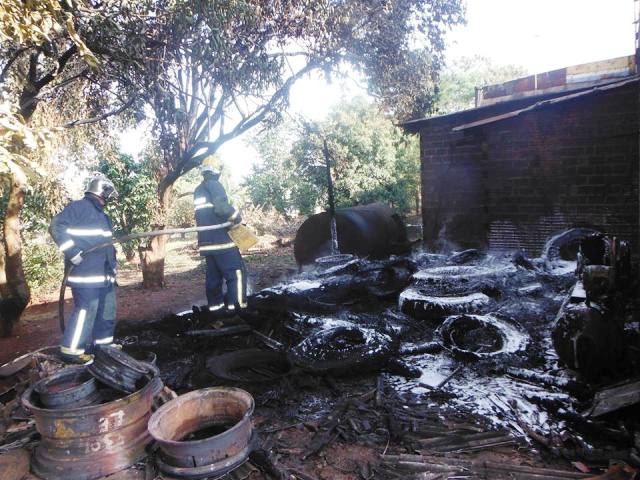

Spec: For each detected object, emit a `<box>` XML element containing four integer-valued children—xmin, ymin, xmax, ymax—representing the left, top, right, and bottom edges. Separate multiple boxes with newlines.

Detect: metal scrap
<box><xmin>89</xmin><ymin>346</ymin><xmax>153</xmax><ymax>393</ymax></box>
<box><xmin>34</xmin><ymin>366</ymin><xmax>98</xmax><ymax>409</ymax></box>
<box><xmin>148</xmin><ymin>387</ymin><xmax>255</xmax><ymax>479</ymax></box>
<box><xmin>22</xmin><ymin>371</ymin><xmax>162</xmax><ymax>480</ymax></box>
<box><xmin>584</xmin><ymin>378</ymin><xmax>640</xmax><ymax>417</ymax></box>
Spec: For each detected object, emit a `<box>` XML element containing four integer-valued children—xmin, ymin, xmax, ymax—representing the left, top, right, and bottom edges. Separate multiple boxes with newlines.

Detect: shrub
<box><xmin>23</xmin><ymin>238</ymin><xmax>65</xmax><ymax>293</ymax></box>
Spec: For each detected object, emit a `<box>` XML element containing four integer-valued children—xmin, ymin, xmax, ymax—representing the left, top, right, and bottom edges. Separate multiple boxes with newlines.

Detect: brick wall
<box><xmin>419</xmin><ymin>82</ymin><xmax>639</xmax><ymax>255</ymax></box>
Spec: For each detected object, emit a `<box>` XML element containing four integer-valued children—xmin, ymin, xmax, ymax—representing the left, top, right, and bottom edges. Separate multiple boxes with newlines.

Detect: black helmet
<box><xmin>85</xmin><ymin>173</ymin><xmax>118</xmax><ymax>201</ymax></box>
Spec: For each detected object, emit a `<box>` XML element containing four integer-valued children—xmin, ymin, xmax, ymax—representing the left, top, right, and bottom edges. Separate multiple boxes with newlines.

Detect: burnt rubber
<box><xmin>542</xmin><ymin>228</ymin><xmax>601</xmax><ymax>265</ymax></box>
<box><xmin>399</xmin><ymin>287</ymin><xmax>492</xmax><ymax>321</ymax></box>
<box><xmin>289</xmin><ymin>326</ymin><xmax>396</xmax><ymax>375</ymax></box>
<box><xmin>438</xmin><ymin>314</ymin><xmax>529</xmax><ymax>360</ymax></box>
<box><xmin>206</xmin><ymin>349</ymin><xmax>291</xmax><ymax>383</ymax></box>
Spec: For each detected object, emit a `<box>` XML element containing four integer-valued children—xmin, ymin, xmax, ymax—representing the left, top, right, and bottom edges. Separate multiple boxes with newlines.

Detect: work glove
<box><xmin>69</xmin><ymin>252</ymin><xmax>83</xmax><ymax>265</ymax></box>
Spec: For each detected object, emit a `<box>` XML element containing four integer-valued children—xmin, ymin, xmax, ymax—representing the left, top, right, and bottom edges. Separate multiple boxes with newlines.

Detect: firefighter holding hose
<box><xmin>194</xmin><ymin>156</ymin><xmax>247</xmax><ymax>315</ymax></box>
<box><xmin>49</xmin><ymin>173</ymin><xmax>119</xmax><ymax>363</ymax></box>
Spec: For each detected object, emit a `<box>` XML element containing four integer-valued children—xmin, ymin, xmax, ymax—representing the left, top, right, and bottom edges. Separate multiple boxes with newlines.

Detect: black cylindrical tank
<box><xmin>293</xmin><ymin>203</ymin><xmax>410</xmax><ymax>266</ymax></box>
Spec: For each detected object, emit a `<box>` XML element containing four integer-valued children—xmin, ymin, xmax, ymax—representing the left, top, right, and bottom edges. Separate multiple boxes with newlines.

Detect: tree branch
<box><xmin>34</xmin><ymin>45</ymin><xmax>78</xmax><ymax>89</ymax></box>
<box><xmin>0</xmin><ymin>47</ymin><xmax>31</xmax><ymax>84</ymax></box>
<box><xmin>62</xmin><ymin>96</ymin><xmax>136</xmax><ymax>127</ymax></box>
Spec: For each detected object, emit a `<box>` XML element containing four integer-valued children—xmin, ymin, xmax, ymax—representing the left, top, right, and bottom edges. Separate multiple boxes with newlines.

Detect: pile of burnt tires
<box><xmin>399</xmin><ymin>258</ymin><xmax>530</xmax><ymax>359</ymax></box>
<box><xmin>398</xmin><ymin>263</ymin><xmax>515</xmax><ymax>321</ymax></box>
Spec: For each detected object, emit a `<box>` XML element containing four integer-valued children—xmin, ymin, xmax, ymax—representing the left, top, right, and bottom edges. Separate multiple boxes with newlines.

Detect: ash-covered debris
<box><xmin>3</xmin><ymin>233</ymin><xmax>631</xmax><ymax>478</ymax></box>
<box><xmin>239</xmin><ymin>239</ymin><xmax>640</xmax><ymax>468</ymax></box>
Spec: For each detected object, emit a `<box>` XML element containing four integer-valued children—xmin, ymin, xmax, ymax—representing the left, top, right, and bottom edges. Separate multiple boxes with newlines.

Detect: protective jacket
<box><xmin>194</xmin><ymin>174</ymin><xmax>239</xmax><ymax>255</ymax></box>
<box><xmin>49</xmin><ymin>195</ymin><xmax>117</xmax><ymax>288</ymax></box>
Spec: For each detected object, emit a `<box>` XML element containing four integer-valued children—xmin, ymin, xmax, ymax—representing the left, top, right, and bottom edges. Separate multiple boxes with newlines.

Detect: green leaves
<box><xmin>435</xmin><ymin>55</ymin><xmax>528</xmax><ymax>114</ymax></box>
<box><xmin>245</xmin><ymin>98</ymin><xmax>420</xmax><ymax>216</ymax></box>
<box><xmin>100</xmin><ymin>153</ymin><xmax>159</xmax><ymax>259</ymax></box>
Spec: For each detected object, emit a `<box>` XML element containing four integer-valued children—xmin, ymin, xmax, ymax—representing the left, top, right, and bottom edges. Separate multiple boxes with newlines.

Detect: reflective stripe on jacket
<box><xmin>49</xmin><ymin>195</ymin><xmax>117</xmax><ymax>288</ymax></box>
<box><xmin>194</xmin><ymin>175</ymin><xmax>239</xmax><ymax>256</ymax></box>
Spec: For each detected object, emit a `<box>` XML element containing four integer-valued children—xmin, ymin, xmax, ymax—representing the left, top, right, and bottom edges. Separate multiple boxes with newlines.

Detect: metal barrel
<box><xmin>148</xmin><ymin>387</ymin><xmax>255</xmax><ymax>479</ymax></box>
<box><xmin>293</xmin><ymin>203</ymin><xmax>410</xmax><ymax>266</ymax></box>
<box><xmin>22</xmin><ymin>373</ymin><xmax>161</xmax><ymax>480</ymax></box>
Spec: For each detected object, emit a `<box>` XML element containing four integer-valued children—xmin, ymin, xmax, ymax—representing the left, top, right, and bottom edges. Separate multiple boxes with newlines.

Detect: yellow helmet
<box><xmin>200</xmin><ymin>155</ymin><xmax>222</xmax><ymax>175</ymax></box>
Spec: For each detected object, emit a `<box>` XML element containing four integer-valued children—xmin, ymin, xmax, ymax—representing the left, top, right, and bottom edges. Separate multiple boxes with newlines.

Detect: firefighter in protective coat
<box><xmin>50</xmin><ymin>173</ymin><xmax>118</xmax><ymax>363</ymax></box>
<box><xmin>194</xmin><ymin>158</ymin><xmax>247</xmax><ymax>314</ymax></box>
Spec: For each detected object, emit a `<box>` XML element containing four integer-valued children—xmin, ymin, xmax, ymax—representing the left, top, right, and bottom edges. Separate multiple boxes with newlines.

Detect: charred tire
<box><xmin>399</xmin><ymin>287</ymin><xmax>492</xmax><ymax>321</ymax></box>
<box><xmin>411</xmin><ymin>265</ymin><xmax>513</xmax><ymax>296</ymax></box>
<box><xmin>542</xmin><ymin>228</ymin><xmax>601</xmax><ymax>264</ymax></box>
<box><xmin>438</xmin><ymin>314</ymin><xmax>529</xmax><ymax>360</ymax></box>
<box><xmin>289</xmin><ymin>326</ymin><xmax>396</xmax><ymax>375</ymax></box>
<box><xmin>206</xmin><ymin>349</ymin><xmax>291</xmax><ymax>383</ymax></box>
<box><xmin>249</xmin><ymin>275</ymin><xmax>362</xmax><ymax>313</ymax></box>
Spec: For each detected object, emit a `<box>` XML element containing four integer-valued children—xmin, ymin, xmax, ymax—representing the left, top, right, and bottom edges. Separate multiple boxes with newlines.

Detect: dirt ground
<box><xmin>0</xmin><ymin>237</ymin><xmax>297</xmax><ymax>366</ymax></box>
<box><xmin>0</xmin><ymin>241</ymin><xmax>634</xmax><ymax>480</ymax></box>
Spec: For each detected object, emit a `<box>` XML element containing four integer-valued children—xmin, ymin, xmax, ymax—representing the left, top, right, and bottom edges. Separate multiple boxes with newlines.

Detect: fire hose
<box><xmin>58</xmin><ymin>222</ymin><xmax>232</xmax><ymax>333</ymax></box>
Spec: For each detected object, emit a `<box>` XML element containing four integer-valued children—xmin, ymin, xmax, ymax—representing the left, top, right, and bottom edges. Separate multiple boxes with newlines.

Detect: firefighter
<box><xmin>50</xmin><ymin>173</ymin><xmax>118</xmax><ymax>363</ymax></box>
<box><xmin>194</xmin><ymin>157</ymin><xmax>247</xmax><ymax>314</ymax></box>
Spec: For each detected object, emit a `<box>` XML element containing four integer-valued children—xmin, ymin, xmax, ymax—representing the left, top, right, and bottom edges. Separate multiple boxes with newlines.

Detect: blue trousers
<box><xmin>61</xmin><ymin>285</ymin><xmax>116</xmax><ymax>355</ymax></box>
<box><xmin>205</xmin><ymin>248</ymin><xmax>247</xmax><ymax>311</ymax></box>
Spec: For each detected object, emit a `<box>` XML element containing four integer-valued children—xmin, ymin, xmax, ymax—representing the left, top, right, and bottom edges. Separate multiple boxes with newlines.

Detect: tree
<box><xmin>435</xmin><ymin>55</ymin><xmax>528</xmax><ymax>114</ymax></box>
<box><xmin>0</xmin><ymin>1</ymin><xmax>151</xmax><ymax>333</ymax></box>
<box><xmin>99</xmin><ymin>154</ymin><xmax>158</xmax><ymax>261</ymax></box>
<box><xmin>244</xmin><ymin>125</ymin><xmax>298</xmax><ymax>216</ymax></box>
<box><xmin>245</xmin><ymin>98</ymin><xmax>420</xmax><ymax>215</ymax></box>
<box><xmin>116</xmin><ymin>0</ymin><xmax>464</xmax><ymax>287</ymax></box>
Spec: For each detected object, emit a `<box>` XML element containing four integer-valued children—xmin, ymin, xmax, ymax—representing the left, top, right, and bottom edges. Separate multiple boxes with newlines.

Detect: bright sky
<box><xmin>121</xmin><ymin>0</ymin><xmax>636</xmax><ymax>184</ymax></box>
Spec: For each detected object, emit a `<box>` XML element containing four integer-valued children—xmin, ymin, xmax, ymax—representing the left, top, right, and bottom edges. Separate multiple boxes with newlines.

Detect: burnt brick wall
<box><xmin>419</xmin><ymin>82</ymin><xmax>639</xmax><ymax>255</ymax></box>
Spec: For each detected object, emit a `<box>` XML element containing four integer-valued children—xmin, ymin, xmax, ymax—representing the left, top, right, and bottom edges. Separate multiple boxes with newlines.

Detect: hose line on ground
<box><xmin>58</xmin><ymin>222</ymin><xmax>232</xmax><ymax>333</ymax></box>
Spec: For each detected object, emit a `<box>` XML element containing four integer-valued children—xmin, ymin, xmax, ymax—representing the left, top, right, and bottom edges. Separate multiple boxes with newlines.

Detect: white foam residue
<box><xmin>625</xmin><ymin>322</ymin><xmax>640</xmax><ymax>332</ymax></box>
<box><xmin>284</xmin><ymin>279</ymin><xmax>323</xmax><ymax>292</ymax></box>
<box><xmin>412</xmin><ymin>264</ymin><xmax>517</xmax><ymax>283</ymax></box>
<box><xmin>448</xmin><ymin>372</ymin><xmax>571</xmax><ymax>435</ymax></box>
<box><xmin>547</xmin><ymin>260</ymin><xmax>577</xmax><ymax>276</ymax></box>
<box><xmin>398</xmin><ymin>288</ymin><xmax>490</xmax><ymax>311</ymax></box>
<box><xmin>321</xmin><ymin>259</ymin><xmax>360</xmax><ymax>276</ymax></box>
<box><xmin>303</xmin><ymin>317</ymin><xmax>357</xmax><ymax>330</ymax></box>
<box><xmin>479</xmin><ymin>314</ymin><xmax>529</xmax><ymax>355</ymax></box>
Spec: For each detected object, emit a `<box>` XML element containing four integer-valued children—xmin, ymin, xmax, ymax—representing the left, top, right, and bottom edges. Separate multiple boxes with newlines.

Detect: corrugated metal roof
<box><xmin>452</xmin><ymin>75</ymin><xmax>639</xmax><ymax>131</ymax></box>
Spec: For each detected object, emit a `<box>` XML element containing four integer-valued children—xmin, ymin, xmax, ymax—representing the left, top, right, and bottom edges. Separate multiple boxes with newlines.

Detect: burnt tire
<box><xmin>206</xmin><ymin>349</ymin><xmax>291</xmax><ymax>383</ymax></box>
<box><xmin>437</xmin><ymin>314</ymin><xmax>529</xmax><ymax>360</ymax></box>
<box><xmin>289</xmin><ymin>326</ymin><xmax>396</xmax><ymax>375</ymax></box>
<box><xmin>399</xmin><ymin>287</ymin><xmax>492</xmax><ymax>321</ymax></box>
<box><xmin>542</xmin><ymin>228</ymin><xmax>601</xmax><ymax>266</ymax></box>
<box><xmin>410</xmin><ymin>265</ymin><xmax>514</xmax><ymax>297</ymax></box>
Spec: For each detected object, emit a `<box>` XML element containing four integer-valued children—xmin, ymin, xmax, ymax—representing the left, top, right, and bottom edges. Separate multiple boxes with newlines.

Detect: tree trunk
<box><xmin>125</xmin><ymin>249</ymin><xmax>137</xmax><ymax>263</ymax></box>
<box><xmin>139</xmin><ymin>233</ymin><xmax>168</xmax><ymax>290</ymax></box>
<box><xmin>139</xmin><ymin>182</ymin><xmax>173</xmax><ymax>290</ymax></box>
<box><xmin>0</xmin><ymin>167</ymin><xmax>31</xmax><ymax>337</ymax></box>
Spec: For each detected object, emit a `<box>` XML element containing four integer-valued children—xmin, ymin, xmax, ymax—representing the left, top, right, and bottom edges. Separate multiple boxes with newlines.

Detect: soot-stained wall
<box><xmin>417</xmin><ymin>82</ymin><xmax>639</xmax><ymax>255</ymax></box>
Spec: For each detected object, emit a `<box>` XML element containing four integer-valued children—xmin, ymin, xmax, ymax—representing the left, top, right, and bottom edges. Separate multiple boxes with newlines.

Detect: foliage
<box><xmin>167</xmin><ymin>169</ymin><xmax>199</xmax><ymax>228</ymax></box>
<box><xmin>245</xmin><ymin>98</ymin><xmax>420</xmax><ymax>216</ymax></box>
<box><xmin>0</xmin><ymin>0</ymin><xmax>145</xmax><ymax>168</ymax></box>
<box><xmin>99</xmin><ymin>154</ymin><xmax>158</xmax><ymax>260</ymax></box>
<box><xmin>244</xmin><ymin>126</ymin><xmax>298</xmax><ymax>216</ymax></box>
<box><xmin>0</xmin><ymin>0</ymin><xmax>98</xmax><ymax>67</ymax></box>
<box><xmin>241</xmin><ymin>204</ymin><xmax>303</xmax><ymax>239</ymax></box>
<box><xmin>435</xmin><ymin>55</ymin><xmax>528</xmax><ymax>114</ymax></box>
<box><xmin>23</xmin><ymin>238</ymin><xmax>64</xmax><ymax>292</ymax></box>
<box><xmin>117</xmin><ymin>0</ymin><xmax>463</xmax><ymax>200</ymax></box>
